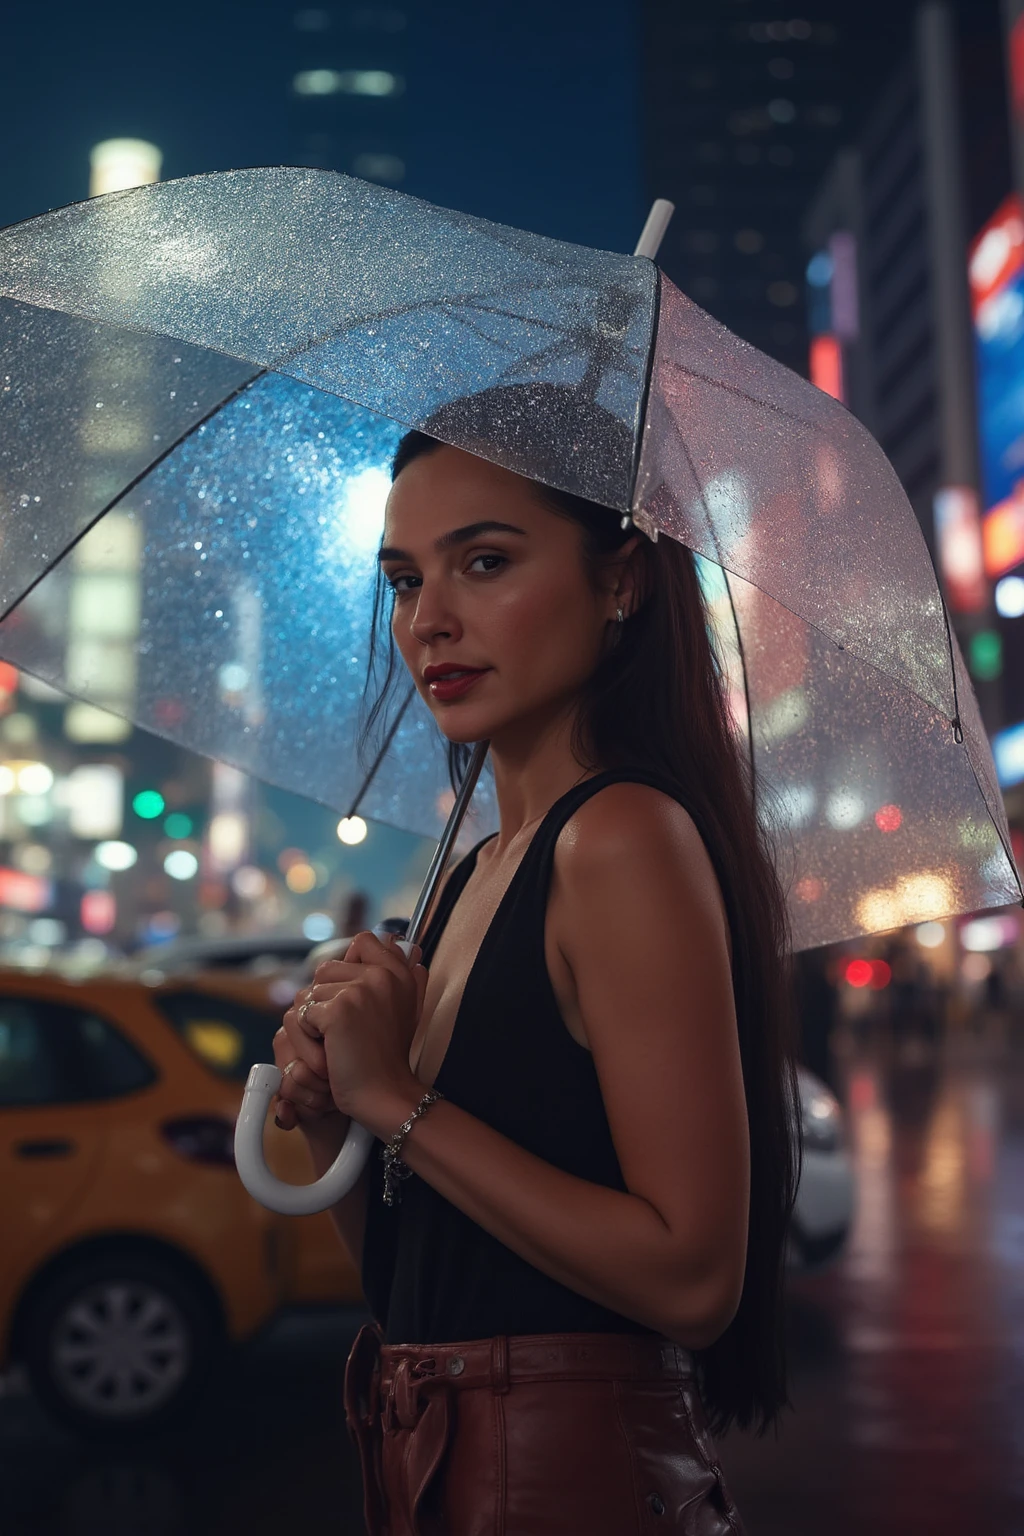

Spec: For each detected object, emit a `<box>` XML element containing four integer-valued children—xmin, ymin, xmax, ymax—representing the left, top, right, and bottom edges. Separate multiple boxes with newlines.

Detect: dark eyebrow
<box><xmin>377</xmin><ymin>520</ymin><xmax>528</xmax><ymax>563</ymax></box>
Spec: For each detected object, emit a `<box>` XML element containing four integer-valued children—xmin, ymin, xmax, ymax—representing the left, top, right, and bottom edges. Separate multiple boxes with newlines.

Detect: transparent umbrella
<box><xmin>0</xmin><ymin>171</ymin><xmax>1018</xmax><ymax>1212</ymax></box>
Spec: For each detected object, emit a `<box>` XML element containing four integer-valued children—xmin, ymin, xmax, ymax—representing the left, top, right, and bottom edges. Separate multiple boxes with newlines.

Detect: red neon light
<box><xmin>809</xmin><ymin>334</ymin><xmax>844</xmax><ymax>402</ymax></box>
<box><xmin>81</xmin><ymin>890</ymin><xmax>116</xmax><ymax>935</ymax></box>
<box><xmin>968</xmin><ymin>192</ymin><xmax>1024</xmax><ymax>317</ymax></box>
<box><xmin>934</xmin><ymin>485</ymin><xmax>987</xmax><ymax>613</ymax></box>
<box><xmin>0</xmin><ymin>868</ymin><xmax>52</xmax><ymax>914</ymax></box>
<box><xmin>845</xmin><ymin>958</ymin><xmax>873</xmax><ymax>988</ymax></box>
<box><xmin>982</xmin><ymin>488</ymin><xmax>1024</xmax><ymax>577</ymax></box>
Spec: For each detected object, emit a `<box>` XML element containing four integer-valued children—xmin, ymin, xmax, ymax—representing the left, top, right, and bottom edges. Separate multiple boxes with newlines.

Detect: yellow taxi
<box><xmin>0</xmin><ymin>965</ymin><xmax>358</xmax><ymax>1437</ymax></box>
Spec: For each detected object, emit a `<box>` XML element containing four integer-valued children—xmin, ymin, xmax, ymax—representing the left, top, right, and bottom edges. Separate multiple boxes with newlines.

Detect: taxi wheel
<box><xmin>23</xmin><ymin>1251</ymin><xmax>222</xmax><ymax>1438</ymax></box>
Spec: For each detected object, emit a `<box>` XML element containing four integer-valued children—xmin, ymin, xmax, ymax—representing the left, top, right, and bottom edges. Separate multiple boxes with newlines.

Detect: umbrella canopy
<box><xmin>0</xmin><ymin>167</ymin><xmax>1018</xmax><ymax>948</ymax></box>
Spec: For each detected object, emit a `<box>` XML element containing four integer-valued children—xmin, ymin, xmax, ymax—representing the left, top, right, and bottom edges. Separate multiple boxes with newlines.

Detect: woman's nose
<box><xmin>408</xmin><ymin>590</ymin><xmax>461</xmax><ymax>645</ymax></box>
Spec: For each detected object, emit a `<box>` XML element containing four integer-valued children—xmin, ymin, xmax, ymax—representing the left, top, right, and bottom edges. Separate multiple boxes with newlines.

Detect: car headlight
<box><xmin>800</xmin><ymin>1087</ymin><xmax>844</xmax><ymax>1152</ymax></box>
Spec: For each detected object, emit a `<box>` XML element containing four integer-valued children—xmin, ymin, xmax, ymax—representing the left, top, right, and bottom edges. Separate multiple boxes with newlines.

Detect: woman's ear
<box><xmin>606</xmin><ymin>534</ymin><xmax>644</xmax><ymax>616</ymax></box>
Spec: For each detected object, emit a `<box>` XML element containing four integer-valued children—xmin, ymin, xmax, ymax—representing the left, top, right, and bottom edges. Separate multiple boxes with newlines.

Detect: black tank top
<box><xmin>361</xmin><ymin>766</ymin><xmax>736</xmax><ymax>1345</ymax></box>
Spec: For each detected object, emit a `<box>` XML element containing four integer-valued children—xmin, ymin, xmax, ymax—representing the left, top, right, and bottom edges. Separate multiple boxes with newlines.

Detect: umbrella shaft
<box><xmin>405</xmin><ymin>738</ymin><xmax>490</xmax><ymax>949</ymax></box>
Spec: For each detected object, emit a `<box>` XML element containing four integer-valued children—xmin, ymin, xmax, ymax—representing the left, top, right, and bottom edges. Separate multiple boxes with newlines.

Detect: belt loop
<box><xmin>490</xmin><ymin>1334</ymin><xmax>510</xmax><ymax>1395</ymax></box>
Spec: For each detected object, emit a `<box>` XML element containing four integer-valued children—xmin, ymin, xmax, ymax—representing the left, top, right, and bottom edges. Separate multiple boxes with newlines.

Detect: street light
<box><xmin>89</xmin><ymin>139</ymin><xmax>162</xmax><ymax>197</ymax></box>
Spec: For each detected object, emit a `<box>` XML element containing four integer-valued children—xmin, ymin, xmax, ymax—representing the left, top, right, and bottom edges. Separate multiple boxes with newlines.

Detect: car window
<box><xmin>153</xmin><ymin>991</ymin><xmax>282</xmax><ymax>1081</ymax></box>
<box><xmin>0</xmin><ymin>998</ymin><xmax>157</xmax><ymax>1107</ymax></box>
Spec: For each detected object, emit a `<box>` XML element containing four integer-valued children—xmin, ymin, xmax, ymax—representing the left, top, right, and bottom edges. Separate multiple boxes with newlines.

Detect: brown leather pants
<box><xmin>343</xmin><ymin>1321</ymin><xmax>747</xmax><ymax>1535</ymax></box>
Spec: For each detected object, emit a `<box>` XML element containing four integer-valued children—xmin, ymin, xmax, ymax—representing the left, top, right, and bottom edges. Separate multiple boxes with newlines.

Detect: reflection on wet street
<box><xmin>720</xmin><ymin>1037</ymin><xmax>1024</xmax><ymax>1534</ymax></box>
<box><xmin>4</xmin><ymin>1041</ymin><xmax>1024</xmax><ymax>1535</ymax></box>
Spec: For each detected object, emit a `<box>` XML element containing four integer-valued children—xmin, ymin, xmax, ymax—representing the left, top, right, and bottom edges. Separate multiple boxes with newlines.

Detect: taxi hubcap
<box><xmin>50</xmin><ymin>1281</ymin><xmax>190</xmax><ymax>1416</ymax></box>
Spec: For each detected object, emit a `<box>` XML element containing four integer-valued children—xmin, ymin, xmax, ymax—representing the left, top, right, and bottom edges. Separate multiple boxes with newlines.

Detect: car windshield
<box><xmin>152</xmin><ymin>990</ymin><xmax>283</xmax><ymax>1081</ymax></box>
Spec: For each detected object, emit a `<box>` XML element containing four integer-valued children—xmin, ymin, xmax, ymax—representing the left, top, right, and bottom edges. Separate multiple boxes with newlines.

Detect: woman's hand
<box><xmin>273</xmin><ymin>931</ymin><xmax>427</xmax><ymax>1131</ymax></box>
<box><xmin>271</xmin><ymin>994</ymin><xmax>340</xmax><ymax>1133</ymax></box>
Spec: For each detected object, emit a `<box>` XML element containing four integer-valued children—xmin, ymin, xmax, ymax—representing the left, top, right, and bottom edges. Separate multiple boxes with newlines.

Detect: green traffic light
<box><xmin>968</xmin><ymin>629</ymin><xmax>1002</xmax><ymax>682</ymax></box>
<box><xmin>163</xmin><ymin>813</ymin><xmax>193</xmax><ymax>839</ymax></box>
<box><xmin>133</xmin><ymin>789</ymin><xmax>166</xmax><ymax>820</ymax></box>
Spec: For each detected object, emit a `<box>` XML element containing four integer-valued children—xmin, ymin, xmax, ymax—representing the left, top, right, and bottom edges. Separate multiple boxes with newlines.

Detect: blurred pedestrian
<box><xmin>794</xmin><ymin>947</ymin><xmax>838</xmax><ymax>1092</ymax></box>
<box><xmin>339</xmin><ymin>890</ymin><xmax>370</xmax><ymax>939</ymax></box>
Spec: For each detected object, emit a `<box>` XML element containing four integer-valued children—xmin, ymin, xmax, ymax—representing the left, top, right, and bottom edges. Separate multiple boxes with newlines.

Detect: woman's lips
<box><xmin>427</xmin><ymin>669</ymin><xmax>490</xmax><ymax>700</ymax></box>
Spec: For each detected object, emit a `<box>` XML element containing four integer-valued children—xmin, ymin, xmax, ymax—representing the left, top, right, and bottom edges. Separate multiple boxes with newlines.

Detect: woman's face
<box><xmin>381</xmin><ymin>445</ymin><xmax>627</xmax><ymax>748</ymax></box>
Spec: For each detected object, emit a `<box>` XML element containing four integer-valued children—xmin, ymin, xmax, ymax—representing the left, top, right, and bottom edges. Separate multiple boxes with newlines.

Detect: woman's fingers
<box><xmin>277</xmin><ymin>1056</ymin><xmax>335</xmax><ymax>1111</ymax></box>
<box><xmin>274</xmin><ymin>1019</ymin><xmax>329</xmax><ymax>1078</ymax></box>
<box><xmin>314</xmin><ymin>934</ymin><xmax>421</xmax><ymax>987</ymax></box>
<box><xmin>273</xmin><ymin>1095</ymin><xmax>297</xmax><ymax>1131</ymax></box>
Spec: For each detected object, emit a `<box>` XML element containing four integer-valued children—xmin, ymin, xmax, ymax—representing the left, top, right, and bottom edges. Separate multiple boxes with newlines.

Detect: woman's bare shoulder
<box><xmin>555</xmin><ymin>780</ymin><xmax>706</xmax><ymax>862</ymax></box>
<box><xmin>553</xmin><ymin>781</ymin><xmax>732</xmax><ymax>965</ymax></box>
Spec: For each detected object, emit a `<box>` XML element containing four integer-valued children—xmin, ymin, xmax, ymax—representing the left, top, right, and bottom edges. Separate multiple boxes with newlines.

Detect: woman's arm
<box><xmin>357</xmin><ymin>783</ymin><xmax>750</xmax><ymax>1348</ymax></box>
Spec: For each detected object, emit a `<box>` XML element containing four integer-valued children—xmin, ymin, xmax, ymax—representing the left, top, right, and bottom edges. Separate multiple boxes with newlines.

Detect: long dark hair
<box><xmin>357</xmin><ymin>389</ymin><xmax>800</xmax><ymax>1436</ymax></box>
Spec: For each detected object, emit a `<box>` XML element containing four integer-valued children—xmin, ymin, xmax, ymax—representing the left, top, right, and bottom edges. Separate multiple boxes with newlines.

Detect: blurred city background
<box><xmin>1</xmin><ymin>2</ymin><xmax>1023</xmax><ymax>1533</ymax></box>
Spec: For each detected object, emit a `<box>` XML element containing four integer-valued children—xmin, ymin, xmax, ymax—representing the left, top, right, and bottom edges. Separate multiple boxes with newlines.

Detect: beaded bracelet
<box><xmin>381</xmin><ymin>1088</ymin><xmax>445</xmax><ymax>1206</ymax></box>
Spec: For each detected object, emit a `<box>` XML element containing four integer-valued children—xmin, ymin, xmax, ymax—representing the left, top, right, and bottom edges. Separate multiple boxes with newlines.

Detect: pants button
<box><xmin>647</xmin><ymin>1492</ymin><xmax>665</xmax><ymax>1515</ymax></box>
<box><xmin>447</xmin><ymin>1356</ymin><xmax>465</xmax><ymax>1376</ymax></box>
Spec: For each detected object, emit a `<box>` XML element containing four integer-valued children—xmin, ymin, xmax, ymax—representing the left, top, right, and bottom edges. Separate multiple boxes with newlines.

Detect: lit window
<box><xmin>89</xmin><ymin>139</ymin><xmax>162</xmax><ymax>197</ymax></box>
<box><xmin>293</xmin><ymin>68</ymin><xmax>403</xmax><ymax>97</ymax></box>
<box><xmin>352</xmin><ymin>152</ymin><xmax>405</xmax><ymax>183</ymax></box>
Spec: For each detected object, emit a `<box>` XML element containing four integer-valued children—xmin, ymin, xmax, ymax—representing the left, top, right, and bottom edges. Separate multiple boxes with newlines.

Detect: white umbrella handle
<box><xmin>233</xmin><ymin>935</ymin><xmax>414</xmax><ymax>1215</ymax></box>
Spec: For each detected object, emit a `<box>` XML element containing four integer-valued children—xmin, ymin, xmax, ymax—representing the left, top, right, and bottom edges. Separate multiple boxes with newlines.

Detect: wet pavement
<box><xmin>3</xmin><ymin>1035</ymin><xmax>1023</xmax><ymax>1535</ymax></box>
<box><xmin>720</xmin><ymin>1033</ymin><xmax>1024</xmax><ymax>1533</ymax></box>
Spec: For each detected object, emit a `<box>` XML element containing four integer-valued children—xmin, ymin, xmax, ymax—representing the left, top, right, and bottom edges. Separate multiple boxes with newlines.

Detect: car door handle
<box><xmin>14</xmin><ymin>1139</ymin><xmax>75</xmax><ymax>1159</ymax></box>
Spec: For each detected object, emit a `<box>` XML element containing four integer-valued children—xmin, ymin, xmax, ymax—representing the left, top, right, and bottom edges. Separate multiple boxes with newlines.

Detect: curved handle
<box><xmin>234</xmin><ymin>934</ymin><xmax>414</xmax><ymax>1215</ymax></box>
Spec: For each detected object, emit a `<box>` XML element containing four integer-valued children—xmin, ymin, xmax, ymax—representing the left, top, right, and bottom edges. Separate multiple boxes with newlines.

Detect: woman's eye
<box><xmin>468</xmin><ymin>553</ymin><xmax>507</xmax><ymax>576</ymax></box>
<box><xmin>387</xmin><ymin>553</ymin><xmax>507</xmax><ymax>594</ymax></box>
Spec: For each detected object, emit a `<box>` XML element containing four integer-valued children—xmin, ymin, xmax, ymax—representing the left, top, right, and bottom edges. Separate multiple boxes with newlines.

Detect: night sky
<box><xmin>0</xmin><ymin>1</ymin><xmax>644</xmax><ymax>255</ymax></box>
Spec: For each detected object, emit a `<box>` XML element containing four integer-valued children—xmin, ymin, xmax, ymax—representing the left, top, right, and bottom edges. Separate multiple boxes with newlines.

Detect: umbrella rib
<box><xmin>628</xmin><ymin>265</ymin><xmax>663</xmax><ymax>511</ymax></box>
<box><xmin>661</xmin><ymin>356</ymin><xmax>820</xmax><ymax>433</ymax></box>
<box><xmin>721</xmin><ymin>567</ymin><xmax>757</xmax><ymax>809</ymax></box>
<box><xmin>344</xmin><ymin>683</ymin><xmax>417</xmax><ymax>821</ymax></box>
<box><xmin>940</xmin><ymin>594</ymin><xmax>964</xmax><ymax>745</ymax></box>
<box><xmin>673</xmin><ymin>429</ymin><xmax>757</xmax><ymax>799</ymax></box>
<box><xmin>0</xmin><ymin>366</ymin><xmax>268</xmax><ymax>628</ymax></box>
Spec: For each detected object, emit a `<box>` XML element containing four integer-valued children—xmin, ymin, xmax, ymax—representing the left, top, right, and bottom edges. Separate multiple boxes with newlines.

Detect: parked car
<box><xmin>123</xmin><ymin>918</ymin><xmax>413</xmax><ymax>983</ymax></box>
<box><xmin>1</xmin><ymin>958</ymin><xmax>853</xmax><ymax>1438</ymax></box>
<box><xmin>121</xmin><ymin>932</ymin><xmax>319</xmax><ymax>980</ymax></box>
<box><xmin>789</xmin><ymin>1066</ymin><xmax>855</xmax><ymax>1269</ymax></box>
<box><xmin>0</xmin><ymin>967</ymin><xmax>357</xmax><ymax>1438</ymax></box>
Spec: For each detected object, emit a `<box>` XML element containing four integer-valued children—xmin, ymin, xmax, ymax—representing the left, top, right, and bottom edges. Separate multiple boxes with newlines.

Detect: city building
<box><xmin>800</xmin><ymin>3</ymin><xmax>1011</xmax><ymax>737</ymax></box>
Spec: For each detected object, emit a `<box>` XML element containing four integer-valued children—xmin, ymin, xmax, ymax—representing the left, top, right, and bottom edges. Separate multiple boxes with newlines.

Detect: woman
<box><xmin>271</xmin><ymin>389</ymin><xmax>800</xmax><ymax>1534</ymax></box>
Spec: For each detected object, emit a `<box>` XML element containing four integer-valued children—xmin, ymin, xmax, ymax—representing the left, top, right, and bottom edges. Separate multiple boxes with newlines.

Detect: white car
<box><xmin>789</xmin><ymin>1066</ymin><xmax>855</xmax><ymax>1270</ymax></box>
